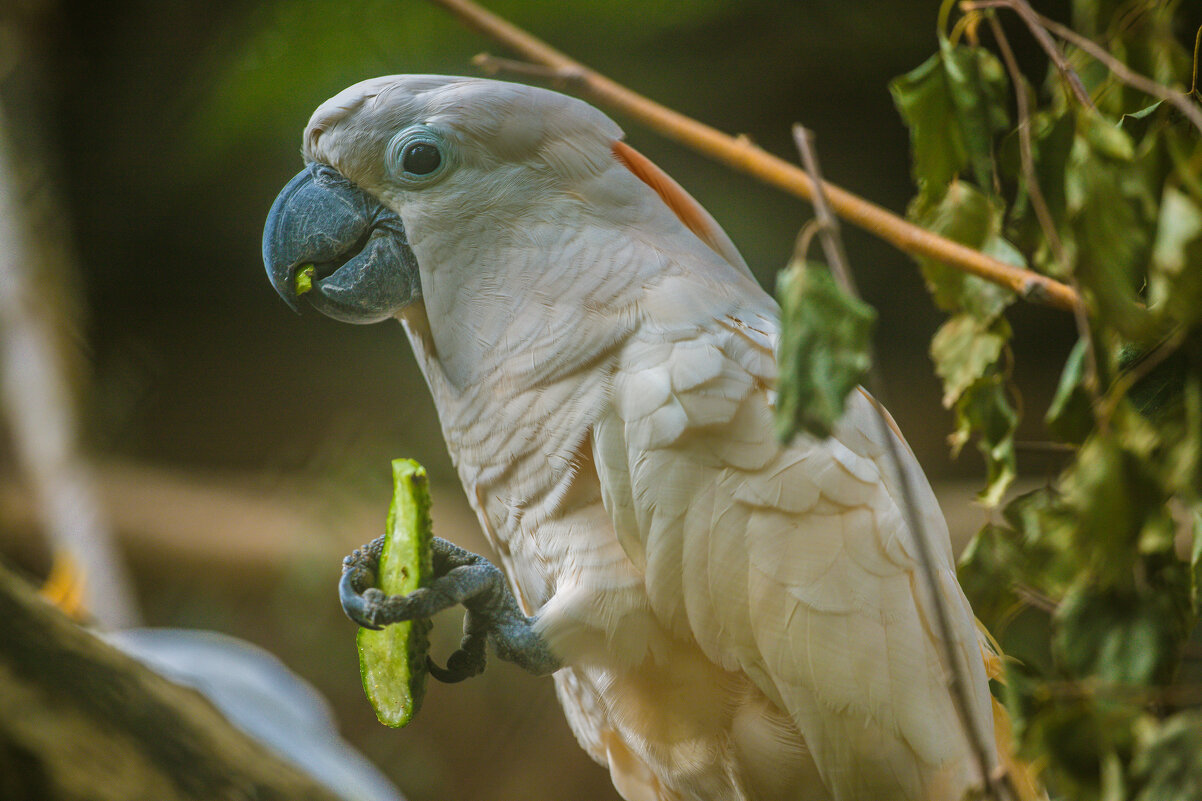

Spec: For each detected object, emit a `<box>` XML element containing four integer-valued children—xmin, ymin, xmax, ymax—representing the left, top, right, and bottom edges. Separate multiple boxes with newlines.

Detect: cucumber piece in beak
<box><xmin>295</xmin><ymin>265</ymin><xmax>316</xmax><ymax>297</ymax></box>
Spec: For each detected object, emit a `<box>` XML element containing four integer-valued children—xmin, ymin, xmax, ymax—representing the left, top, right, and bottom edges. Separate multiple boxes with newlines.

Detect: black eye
<box><xmin>402</xmin><ymin>142</ymin><xmax>441</xmax><ymax>175</ymax></box>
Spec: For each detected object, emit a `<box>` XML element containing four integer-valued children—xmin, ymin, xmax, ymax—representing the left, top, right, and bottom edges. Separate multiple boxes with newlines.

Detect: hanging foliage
<box><xmin>887</xmin><ymin>1</ymin><xmax>1202</xmax><ymax>797</ymax></box>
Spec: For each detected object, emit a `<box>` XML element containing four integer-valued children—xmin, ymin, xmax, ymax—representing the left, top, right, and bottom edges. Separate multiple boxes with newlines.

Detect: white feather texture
<box><xmin>306</xmin><ymin>75</ymin><xmax>998</xmax><ymax>801</ymax></box>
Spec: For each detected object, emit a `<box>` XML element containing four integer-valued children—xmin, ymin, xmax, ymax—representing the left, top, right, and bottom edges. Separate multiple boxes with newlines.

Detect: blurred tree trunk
<box><xmin>0</xmin><ymin>18</ymin><xmax>138</xmax><ymax>628</ymax></box>
<box><xmin>0</xmin><ymin>561</ymin><xmax>343</xmax><ymax>801</ymax></box>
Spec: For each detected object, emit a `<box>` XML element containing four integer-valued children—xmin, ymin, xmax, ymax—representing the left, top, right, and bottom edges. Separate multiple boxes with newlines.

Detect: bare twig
<box><xmin>424</xmin><ymin>0</ymin><xmax>1080</xmax><ymax>312</ymax></box>
<box><xmin>793</xmin><ymin>125</ymin><xmax>1014</xmax><ymax>801</ymax></box>
<box><xmin>471</xmin><ymin>53</ymin><xmax>585</xmax><ymax>88</ymax></box>
<box><xmin>1012</xmin><ymin>582</ymin><xmax>1059</xmax><ymax>613</ymax></box>
<box><xmin>985</xmin><ymin>15</ymin><xmax>1064</xmax><ymax>271</ymax></box>
<box><xmin>1031</xmin><ymin>676</ymin><xmax>1202</xmax><ymax>708</ymax></box>
<box><xmin>792</xmin><ymin>218</ymin><xmax>824</xmax><ymax>267</ymax></box>
<box><xmin>970</xmin><ymin>0</ymin><xmax>1202</xmax><ymax>134</ymax></box>
<box><xmin>1013</xmin><ymin>440</ymin><xmax>1078</xmax><ymax>454</ymax></box>
<box><xmin>966</xmin><ymin>0</ymin><xmax>1094</xmax><ymax>109</ymax></box>
<box><xmin>1038</xmin><ymin>10</ymin><xmax>1202</xmax><ymax>134</ymax></box>
<box><xmin>791</xmin><ymin>126</ymin><xmax>858</xmax><ymax>298</ymax></box>
<box><xmin>985</xmin><ymin>13</ymin><xmax>1104</xmax><ymax>415</ymax></box>
<box><xmin>1191</xmin><ymin>24</ymin><xmax>1201</xmax><ymax>96</ymax></box>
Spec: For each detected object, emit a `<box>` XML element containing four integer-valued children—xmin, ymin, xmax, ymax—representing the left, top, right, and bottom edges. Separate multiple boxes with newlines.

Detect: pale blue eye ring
<box><xmin>387</xmin><ymin>128</ymin><xmax>449</xmax><ymax>183</ymax></box>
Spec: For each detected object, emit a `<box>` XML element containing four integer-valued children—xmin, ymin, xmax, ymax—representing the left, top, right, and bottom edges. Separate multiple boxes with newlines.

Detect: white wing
<box><xmin>593</xmin><ymin>275</ymin><xmax>995</xmax><ymax>801</ymax></box>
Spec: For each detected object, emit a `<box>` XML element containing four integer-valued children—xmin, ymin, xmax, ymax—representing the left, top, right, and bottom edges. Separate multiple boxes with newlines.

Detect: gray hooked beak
<box><xmin>262</xmin><ymin>163</ymin><xmax>421</xmax><ymax>324</ymax></box>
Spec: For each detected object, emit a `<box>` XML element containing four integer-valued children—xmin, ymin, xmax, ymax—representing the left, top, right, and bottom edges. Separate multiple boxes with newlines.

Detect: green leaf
<box><xmin>904</xmin><ymin>6</ymin><xmax>1202</xmax><ymax>796</ymax></box>
<box><xmin>1120</xmin><ymin>341</ymin><xmax>1190</xmax><ymax>424</ymax></box>
<box><xmin>891</xmin><ymin>52</ymin><xmax>970</xmax><ymax>198</ymax></box>
<box><xmin>1061</xmin><ymin>435</ymin><xmax>1167</xmax><ymax>576</ymax></box>
<box><xmin>930</xmin><ymin>313</ymin><xmax>1009</xmax><ymax>408</ymax></box>
<box><xmin>1003</xmin><ymin>110</ymin><xmax>1075</xmax><ymax>275</ymax></box>
<box><xmin>1046</xmin><ymin>338</ymin><xmax>1095</xmax><ymax>445</ymax></box>
<box><xmin>1122</xmin><ymin>100</ymin><xmax>1166</xmax><ymax>123</ymax></box>
<box><xmin>1004</xmin><ymin>662</ymin><xmax>1140</xmax><ymax>796</ymax></box>
<box><xmin>1150</xmin><ymin>187</ymin><xmax>1202</xmax><ymax>281</ymax></box>
<box><xmin>890</xmin><ymin>44</ymin><xmax>1009</xmax><ymax>199</ymax></box>
<box><xmin>1149</xmin><ymin>187</ymin><xmax>1202</xmax><ymax>327</ymax></box>
<box><xmin>950</xmin><ymin>375</ymin><xmax>1018</xmax><ymax>506</ymax></box>
<box><xmin>1068</xmin><ymin>0</ymin><xmax>1193</xmax><ymax>113</ymax></box>
<box><xmin>911</xmin><ymin>181</ymin><xmax>1018</xmax><ymax>320</ymax></box>
<box><xmin>1119</xmin><ymin>99</ymin><xmax>1166</xmax><ymax>139</ymax></box>
<box><xmin>991</xmin><ymin>489</ymin><xmax>1080</xmax><ymax>600</ymax></box>
<box><xmin>1052</xmin><ymin>550</ymin><xmax>1191</xmax><ymax>692</ymax></box>
<box><xmin>1067</xmin><ymin>111</ymin><xmax>1160</xmax><ymax>341</ymax></box>
<box><xmin>357</xmin><ymin>459</ymin><xmax>434</xmax><ymax>728</ymax></box>
<box><xmin>1004</xmin><ymin>487</ymin><xmax>1073</xmax><ymax>549</ymax></box>
<box><xmin>939</xmin><ymin>40</ymin><xmax>1011</xmax><ymax>191</ymax></box>
<box><xmin>958</xmin><ymin>523</ymin><xmax>1022</xmax><ymax>624</ymax></box>
<box><xmin>774</xmin><ymin>260</ymin><xmax>876</xmax><ymax>441</ymax></box>
<box><xmin>1083</xmin><ymin>109</ymin><xmax>1137</xmax><ymax>161</ymax></box>
<box><xmin>1132</xmin><ymin>712</ymin><xmax>1202</xmax><ymax>801</ymax></box>
<box><xmin>1054</xmin><ymin>584</ymin><xmax>1177</xmax><ymax>686</ymax></box>
<box><xmin>1101</xmin><ymin>748</ymin><xmax>1129</xmax><ymax>801</ymax></box>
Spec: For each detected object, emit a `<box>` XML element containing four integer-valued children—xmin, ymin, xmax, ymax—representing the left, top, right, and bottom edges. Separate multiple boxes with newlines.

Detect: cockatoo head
<box><xmin>262</xmin><ymin>75</ymin><xmax>622</xmax><ymax>324</ymax></box>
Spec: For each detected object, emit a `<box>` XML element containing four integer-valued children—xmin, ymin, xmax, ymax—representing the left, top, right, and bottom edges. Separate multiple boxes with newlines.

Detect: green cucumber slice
<box><xmin>356</xmin><ymin>459</ymin><xmax>433</xmax><ymax>727</ymax></box>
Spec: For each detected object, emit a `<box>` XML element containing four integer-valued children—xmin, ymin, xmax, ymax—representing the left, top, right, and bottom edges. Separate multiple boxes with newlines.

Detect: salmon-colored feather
<box><xmin>612</xmin><ymin>140</ymin><xmax>752</xmax><ymax>278</ymax></box>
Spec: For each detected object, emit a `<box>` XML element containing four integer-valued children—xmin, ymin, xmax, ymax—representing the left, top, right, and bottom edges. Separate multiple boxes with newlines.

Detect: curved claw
<box><xmin>426</xmin><ymin>628</ymin><xmax>487</xmax><ymax>683</ymax></box>
<box><xmin>339</xmin><ymin>560</ymin><xmax>384</xmax><ymax>630</ymax></box>
<box><xmin>426</xmin><ymin>655</ymin><xmax>470</xmax><ymax>684</ymax></box>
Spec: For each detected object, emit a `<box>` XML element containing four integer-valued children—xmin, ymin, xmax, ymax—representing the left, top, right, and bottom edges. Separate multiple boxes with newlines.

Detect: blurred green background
<box><xmin>9</xmin><ymin>0</ymin><xmax>1177</xmax><ymax>798</ymax></box>
<box><xmin>33</xmin><ymin>0</ymin><xmax>1095</xmax><ymax>481</ymax></box>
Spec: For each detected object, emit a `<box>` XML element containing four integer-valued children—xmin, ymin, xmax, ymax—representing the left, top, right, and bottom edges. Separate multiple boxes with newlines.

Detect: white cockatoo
<box><xmin>263</xmin><ymin>75</ymin><xmax>1037</xmax><ymax>801</ymax></box>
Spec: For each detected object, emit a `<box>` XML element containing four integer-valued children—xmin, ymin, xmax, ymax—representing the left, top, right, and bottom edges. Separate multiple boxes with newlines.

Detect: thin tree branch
<box><xmin>965</xmin><ymin>0</ymin><xmax>1094</xmax><ymax>109</ymax></box>
<box><xmin>792</xmin><ymin>218</ymin><xmax>824</xmax><ymax>267</ymax></box>
<box><xmin>790</xmin><ymin>126</ymin><xmax>859</xmax><ymax>298</ymax></box>
<box><xmin>1191</xmin><ymin>24</ymin><xmax>1200</xmax><ymax>96</ymax></box>
<box><xmin>1013</xmin><ymin>440</ymin><xmax>1078</xmax><ymax>454</ymax></box>
<box><xmin>1012</xmin><ymin>582</ymin><xmax>1060</xmax><ymax>613</ymax></box>
<box><xmin>985</xmin><ymin>13</ymin><xmax>1104</xmax><ymax>416</ymax></box>
<box><xmin>1036</xmin><ymin>9</ymin><xmax>1202</xmax><ymax>135</ymax></box>
<box><xmin>970</xmin><ymin>0</ymin><xmax>1202</xmax><ymax>134</ymax></box>
<box><xmin>985</xmin><ymin>15</ymin><xmax>1065</xmax><ymax>271</ymax></box>
<box><xmin>471</xmin><ymin>53</ymin><xmax>586</xmax><ymax>88</ymax></box>
<box><xmin>793</xmin><ymin>126</ymin><xmax>1015</xmax><ymax>801</ymax></box>
<box><xmin>425</xmin><ymin>0</ymin><xmax>1080</xmax><ymax>312</ymax></box>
